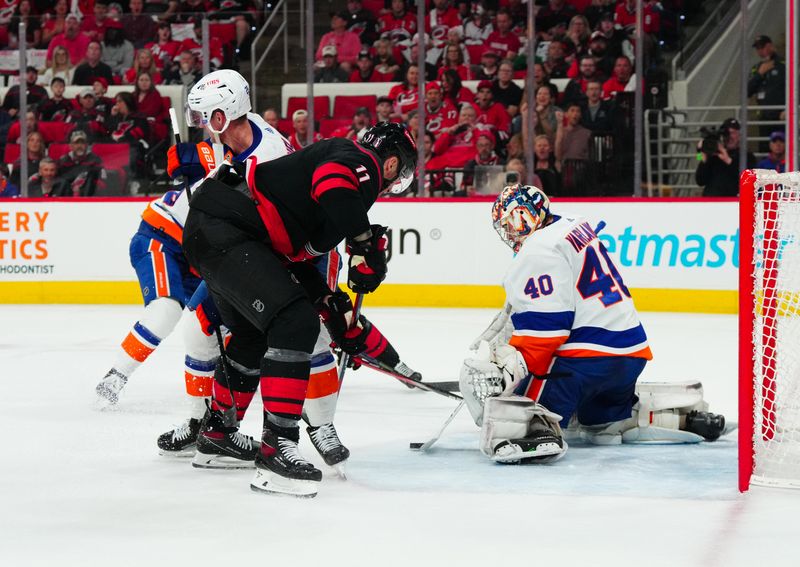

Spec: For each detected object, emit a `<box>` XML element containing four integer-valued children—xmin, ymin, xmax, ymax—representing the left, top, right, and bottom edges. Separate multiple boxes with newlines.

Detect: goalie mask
<box><xmin>491</xmin><ymin>184</ymin><xmax>551</xmax><ymax>253</ymax></box>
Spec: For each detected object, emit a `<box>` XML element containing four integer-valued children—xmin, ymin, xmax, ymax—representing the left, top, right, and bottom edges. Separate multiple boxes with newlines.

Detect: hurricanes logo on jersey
<box><xmin>252</xmin><ymin>299</ymin><xmax>265</xmax><ymax>312</ymax></box>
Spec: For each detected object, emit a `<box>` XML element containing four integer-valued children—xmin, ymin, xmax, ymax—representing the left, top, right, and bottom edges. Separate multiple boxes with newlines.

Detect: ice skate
<box><xmin>192</xmin><ymin>409</ymin><xmax>258</xmax><ymax>469</ymax></box>
<box><xmin>492</xmin><ymin>435</ymin><xmax>566</xmax><ymax>464</ymax></box>
<box><xmin>157</xmin><ymin>417</ymin><xmax>203</xmax><ymax>457</ymax></box>
<box><xmin>251</xmin><ymin>430</ymin><xmax>322</xmax><ymax>498</ymax></box>
<box><xmin>684</xmin><ymin>410</ymin><xmax>726</xmax><ymax>441</ymax></box>
<box><xmin>95</xmin><ymin>369</ymin><xmax>128</xmax><ymax>406</ymax></box>
<box><xmin>307</xmin><ymin>422</ymin><xmax>349</xmax><ymax>478</ymax></box>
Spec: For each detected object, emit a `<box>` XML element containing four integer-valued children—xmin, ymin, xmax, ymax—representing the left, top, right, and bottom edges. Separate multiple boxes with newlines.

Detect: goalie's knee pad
<box><xmin>480</xmin><ymin>396</ymin><xmax>567</xmax><ymax>464</ymax></box>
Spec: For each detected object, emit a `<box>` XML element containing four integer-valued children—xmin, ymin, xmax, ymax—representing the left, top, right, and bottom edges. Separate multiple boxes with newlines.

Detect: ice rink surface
<box><xmin>2</xmin><ymin>305</ymin><xmax>800</xmax><ymax>566</ymax></box>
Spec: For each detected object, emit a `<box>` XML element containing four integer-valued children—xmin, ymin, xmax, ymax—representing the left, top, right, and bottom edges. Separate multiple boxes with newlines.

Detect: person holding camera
<box><xmin>695</xmin><ymin>118</ymin><xmax>756</xmax><ymax>197</ymax></box>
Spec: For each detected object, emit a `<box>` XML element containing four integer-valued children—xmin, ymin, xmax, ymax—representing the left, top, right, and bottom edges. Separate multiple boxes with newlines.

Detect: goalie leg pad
<box><xmin>480</xmin><ymin>396</ymin><xmax>567</xmax><ymax>464</ymax></box>
<box><xmin>580</xmin><ymin>406</ymin><xmax>707</xmax><ymax>445</ymax></box>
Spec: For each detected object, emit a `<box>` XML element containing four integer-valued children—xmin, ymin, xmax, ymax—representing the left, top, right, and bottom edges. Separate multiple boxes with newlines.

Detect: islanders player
<box><xmin>459</xmin><ymin>184</ymin><xmax>724</xmax><ymax>464</ymax></box>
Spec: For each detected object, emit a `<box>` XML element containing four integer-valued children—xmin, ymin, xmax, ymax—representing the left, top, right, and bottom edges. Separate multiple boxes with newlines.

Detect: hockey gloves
<box><xmin>346</xmin><ymin>225</ymin><xmax>388</xmax><ymax>294</ymax></box>
<box><xmin>167</xmin><ymin>142</ymin><xmax>211</xmax><ymax>184</ymax></box>
<box><xmin>316</xmin><ymin>289</ymin><xmax>369</xmax><ymax>355</ymax></box>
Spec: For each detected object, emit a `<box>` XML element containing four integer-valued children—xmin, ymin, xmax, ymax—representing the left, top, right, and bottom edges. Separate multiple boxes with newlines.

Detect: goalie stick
<box><xmin>410</xmin><ymin>401</ymin><xmax>466</xmax><ymax>452</ymax></box>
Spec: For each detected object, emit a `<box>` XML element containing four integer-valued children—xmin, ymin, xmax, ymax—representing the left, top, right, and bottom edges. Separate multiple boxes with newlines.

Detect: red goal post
<box><xmin>740</xmin><ymin>169</ymin><xmax>800</xmax><ymax>491</ymax></box>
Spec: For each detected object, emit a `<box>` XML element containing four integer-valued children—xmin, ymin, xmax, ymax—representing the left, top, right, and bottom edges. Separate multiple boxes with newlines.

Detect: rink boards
<box><xmin>0</xmin><ymin>197</ymin><xmax>739</xmax><ymax>313</ymax></box>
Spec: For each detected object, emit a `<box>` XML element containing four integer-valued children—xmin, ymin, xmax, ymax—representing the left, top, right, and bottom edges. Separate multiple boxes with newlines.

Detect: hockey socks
<box><xmin>260</xmin><ymin>347</ymin><xmax>312</xmax><ymax>440</ymax></box>
<box><xmin>210</xmin><ymin>359</ymin><xmax>259</xmax><ymax>422</ymax></box>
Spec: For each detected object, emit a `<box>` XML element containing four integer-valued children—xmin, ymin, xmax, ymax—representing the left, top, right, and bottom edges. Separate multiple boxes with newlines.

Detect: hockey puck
<box><xmin>409</xmin><ymin>442</ymin><xmax>424</xmax><ymax>450</ymax></box>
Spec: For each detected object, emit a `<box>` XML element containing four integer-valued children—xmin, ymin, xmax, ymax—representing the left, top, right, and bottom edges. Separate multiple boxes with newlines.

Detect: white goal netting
<box><xmin>747</xmin><ymin>170</ymin><xmax>800</xmax><ymax>488</ymax></box>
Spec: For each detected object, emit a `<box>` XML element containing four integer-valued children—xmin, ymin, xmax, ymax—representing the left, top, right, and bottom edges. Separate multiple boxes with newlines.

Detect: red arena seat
<box><xmin>286</xmin><ymin>96</ymin><xmax>331</xmax><ymax>119</ymax></box>
<box><xmin>3</xmin><ymin>143</ymin><xmax>20</xmax><ymax>164</ymax></box>
<box><xmin>333</xmin><ymin>95</ymin><xmax>377</xmax><ymax>119</ymax></box>
<box><xmin>47</xmin><ymin>143</ymin><xmax>70</xmax><ymax>161</ymax></box>
<box><xmin>320</xmin><ymin>118</ymin><xmax>350</xmax><ymax>138</ymax></box>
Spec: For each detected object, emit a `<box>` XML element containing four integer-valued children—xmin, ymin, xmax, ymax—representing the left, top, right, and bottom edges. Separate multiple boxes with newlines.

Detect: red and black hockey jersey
<box><xmin>192</xmin><ymin>138</ymin><xmax>383</xmax><ymax>259</ymax></box>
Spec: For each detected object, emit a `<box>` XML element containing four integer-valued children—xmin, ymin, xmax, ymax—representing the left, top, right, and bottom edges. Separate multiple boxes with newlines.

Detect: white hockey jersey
<box><xmin>141</xmin><ymin>113</ymin><xmax>294</xmax><ymax>243</ymax></box>
<box><xmin>504</xmin><ymin>213</ymin><xmax>652</xmax><ymax>376</ymax></box>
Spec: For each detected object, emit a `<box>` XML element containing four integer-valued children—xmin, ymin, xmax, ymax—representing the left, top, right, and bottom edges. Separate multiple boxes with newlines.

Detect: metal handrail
<box><xmin>250</xmin><ymin>0</ymin><xmax>289</xmax><ymax>110</ymax></box>
<box><xmin>671</xmin><ymin>0</ymin><xmax>739</xmax><ymax>79</ymax></box>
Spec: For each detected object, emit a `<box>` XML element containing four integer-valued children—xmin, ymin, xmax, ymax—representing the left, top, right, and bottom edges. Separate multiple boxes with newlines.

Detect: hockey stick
<box><xmin>168</xmin><ymin>108</ymin><xmax>191</xmax><ymax>199</ymax></box>
<box><xmin>352</xmin><ymin>355</ymin><xmax>464</xmax><ymax>401</ymax></box>
<box><xmin>214</xmin><ymin>326</ymin><xmax>240</xmax><ymax>429</ymax></box>
<box><xmin>337</xmin><ymin>292</ymin><xmax>364</xmax><ymax>383</ymax></box>
<box><xmin>410</xmin><ymin>400</ymin><xmax>466</xmax><ymax>452</ymax></box>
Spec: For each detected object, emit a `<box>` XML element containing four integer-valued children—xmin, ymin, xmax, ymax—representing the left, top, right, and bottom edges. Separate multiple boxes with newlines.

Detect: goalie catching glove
<box><xmin>346</xmin><ymin>225</ymin><xmax>388</xmax><ymax>294</ymax></box>
<box><xmin>459</xmin><ymin>344</ymin><xmax>529</xmax><ymax>426</ymax></box>
<box><xmin>316</xmin><ymin>289</ymin><xmax>371</xmax><ymax>355</ymax></box>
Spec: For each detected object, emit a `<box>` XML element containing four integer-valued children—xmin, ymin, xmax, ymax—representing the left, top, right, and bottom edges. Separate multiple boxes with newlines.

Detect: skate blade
<box><xmin>93</xmin><ymin>396</ymin><xmax>120</xmax><ymax>412</ymax></box>
<box><xmin>492</xmin><ymin>442</ymin><xmax>564</xmax><ymax>464</ymax></box>
<box><xmin>158</xmin><ymin>446</ymin><xmax>196</xmax><ymax>458</ymax></box>
<box><xmin>250</xmin><ymin>468</ymin><xmax>320</xmax><ymax>498</ymax></box>
<box><xmin>332</xmin><ymin>463</ymin><xmax>347</xmax><ymax>480</ymax></box>
<box><xmin>192</xmin><ymin>453</ymin><xmax>255</xmax><ymax>469</ymax></box>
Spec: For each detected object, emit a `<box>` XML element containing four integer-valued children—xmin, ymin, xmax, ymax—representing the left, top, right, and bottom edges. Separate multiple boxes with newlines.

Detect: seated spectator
<box><xmin>470</xmin><ymin>50</ymin><xmax>500</xmax><ymax>81</ymax></box>
<box><xmin>8</xmin><ymin>0</ymin><xmax>42</xmax><ymax>49</ymax></box>
<box><xmin>106</xmin><ymin>91</ymin><xmax>151</xmax><ymax>189</ymax></box>
<box><xmin>406</xmin><ymin>109</ymin><xmax>421</xmax><ymax>143</ymax></box>
<box><xmin>580</xmin><ymin>79</ymin><xmax>614</xmax><ymax>133</ymax></box>
<box><xmin>56</xmin><ymin>129</ymin><xmax>107</xmax><ymax>196</ymax></box>
<box><xmin>39</xmin><ymin>45</ymin><xmax>75</xmax><ymax>86</ymax></box>
<box><xmin>177</xmin><ymin>19</ymin><xmax>224</xmax><ymax>71</ymax></box>
<box><xmin>533</xmin><ymin>84</ymin><xmax>561</xmax><ymax>144</ymax></box>
<box><xmin>288</xmin><ymin>110</ymin><xmax>322</xmax><ymax>149</ymax></box>
<box><xmin>594</xmin><ymin>12</ymin><xmax>628</xmax><ymax>59</ymax></box>
<box><xmin>164</xmin><ymin>50</ymin><xmax>202</xmax><ymax>89</ymax></box>
<box><xmin>317</xmin><ymin>11</ymin><xmax>362</xmax><ymax>73</ymax></box>
<box><xmin>533</xmin><ymin>63</ymin><xmax>552</xmax><ymax>93</ymax></box>
<box><xmin>124</xmin><ymin>49</ymin><xmax>163</xmax><ymax>85</ymax></box>
<box><xmin>330</xmin><ymin>107</ymin><xmax>373</xmax><ymax>140</ymax></box>
<box><xmin>406</xmin><ymin>37</ymin><xmax>438</xmax><ymax>81</ymax></box>
<box><xmin>563</xmin><ymin>55</ymin><xmax>603</xmax><ymax>106</ymax></box>
<box><xmin>485</xmin><ymin>8</ymin><xmax>521</xmax><ymax>60</ymax></box>
<box><xmin>2</xmin><ymin>67</ymin><xmax>49</xmax><ymax>118</ymax></box>
<box><xmin>543</xmin><ymin>40</ymin><xmax>570</xmax><ymax>79</ymax></box>
<box><xmin>564</xmin><ymin>15</ymin><xmax>591</xmax><ymax>59</ymax></box>
<box><xmin>0</xmin><ymin>164</ymin><xmax>19</xmax><ymax>198</ymax></box>
<box><xmin>350</xmin><ymin>50</ymin><xmax>380</xmax><ymax>82</ymax></box>
<box><xmin>375</xmin><ymin>96</ymin><xmax>394</xmax><ymax>123</ymax></box>
<box><xmin>47</xmin><ymin>14</ymin><xmax>91</xmax><ymax>68</ymax></box>
<box><xmin>696</xmin><ymin>118</ymin><xmax>756</xmax><ymax>197</ymax></box>
<box><xmin>536</xmin><ymin>0</ymin><xmax>577</xmax><ymax>37</ymax></box>
<box><xmin>41</xmin><ymin>0</ymin><xmax>69</xmax><ymax>46</ymax></box>
<box><xmin>102</xmin><ymin>20</ymin><xmax>135</xmax><ymax>76</ymax></box>
<box><xmin>92</xmin><ymin>78</ymin><xmax>115</xmax><ymax>118</ymax></box>
<box><xmin>10</xmin><ymin>131</ymin><xmax>46</xmax><ymax>188</ymax></box>
<box><xmin>28</xmin><ymin>158</ymin><xmax>68</xmax><ymax>197</ymax></box>
<box><xmin>429</xmin><ymin>103</ymin><xmax>481</xmax><ymax>171</ymax></box>
<box><xmin>423</xmin><ymin>81</ymin><xmax>458</xmax><ymax>136</ymax></box>
<box><xmin>378</xmin><ymin>0</ymin><xmax>417</xmax><ymax>45</ymax></box>
<box><xmin>133</xmin><ymin>71</ymin><xmax>165</xmax><ymax>119</ymax></box>
<box><xmin>464</xmin><ymin>6</ymin><xmax>493</xmax><ymax>49</ymax></box>
<box><xmin>437</xmin><ymin>43</ymin><xmax>471</xmax><ymax>82</ymax></box>
<box><xmin>533</xmin><ymin>134</ymin><xmax>562</xmax><ymax>196</ymax></box>
<box><xmin>475</xmin><ymin>80</ymin><xmax>511</xmax><ymax>142</ymax></box>
<box><xmin>67</xmin><ymin>88</ymin><xmax>107</xmax><ymax>141</ymax></box>
<box><xmin>426</xmin><ymin>0</ymin><xmax>462</xmax><ymax>63</ymax></box>
<box><xmin>615</xmin><ymin>0</ymin><xmax>659</xmax><ymax>57</ymax></box>
<box><xmin>603</xmin><ymin>56</ymin><xmax>634</xmax><ymax>100</ymax></box>
<box><xmin>232</xmin><ymin>16</ymin><xmax>255</xmax><ymax>69</ymax></box>
<box><xmin>756</xmin><ymin>131</ymin><xmax>786</xmax><ymax>173</ymax></box>
<box><xmin>372</xmin><ymin>38</ymin><xmax>402</xmax><ymax>81</ymax></box>
<box><xmin>6</xmin><ymin>111</ymin><xmax>39</xmax><ymax>144</ymax></box>
<box><xmin>81</xmin><ymin>1</ymin><xmax>111</xmax><ymax>43</ymax></box>
<box><xmin>441</xmin><ymin>69</ymin><xmax>474</xmax><ymax>107</ymax></box>
<box><xmin>388</xmin><ymin>63</ymin><xmax>420</xmax><ymax>120</ymax></box>
<box><xmin>461</xmin><ymin>130</ymin><xmax>503</xmax><ymax>196</ymax></box>
<box><xmin>556</xmin><ymin>103</ymin><xmax>591</xmax><ymax>162</ymax></box>
<box><xmin>492</xmin><ymin>60</ymin><xmax>523</xmax><ymax>117</ymax></box>
<box><xmin>314</xmin><ymin>46</ymin><xmax>350</xmax><ymax>83</ymax></box>
<box><xmin>72</xmin><ymin>41</ymin><xmax>115</xmax><ymax>85</ymax></box>
<box><xmin>123</xmin><ymin>0</ymin><xmax>158</xmax><ymax>48</ymax></box>
<box><xmin>38</xmin><ymin>78</ymin><xmax>73</xmax><ymax>122</ymax></box>
<box><xmin>176</xmin><ymin>0</ymin><xmax>214</xmax><ymax>22</ymax></box>
<box><xmin>585</xmin><ymin>31</ymin><xmax>615</xmax><ymax>78</ymax></box>
<box><xmin>144</xmin><ymin>0</ymin><xmax>180</xmax><ymax>19</ymax></box>
<box><xmin>505</xmin><ymin>157</ymin><xmax>542</xmax><ymax>189</ymax></box>
<box><xmin>146</xmin><ymin>22</ymin><xmax>182</xmax><ymax>70</ymax></box>
<box><xmin>344</xmin><ymin>0</ymin><xmax>378</xmax><ymax>47</ymax></box>
<box><xmin>261</xmin><ymin>108</ymin><xmax>282</xmax><ymax>133</ymax></box>
<box><xmin>506</xmin><ymin>132</ymin><xmax>524</xmax><ymax>161</ymax></box>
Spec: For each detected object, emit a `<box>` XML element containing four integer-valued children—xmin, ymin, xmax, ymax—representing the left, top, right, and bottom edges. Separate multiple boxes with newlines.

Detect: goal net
<box><xmin>740</xmin><ymin>169</ymin><xmax>800</xmax><ymax>491</ymax></box>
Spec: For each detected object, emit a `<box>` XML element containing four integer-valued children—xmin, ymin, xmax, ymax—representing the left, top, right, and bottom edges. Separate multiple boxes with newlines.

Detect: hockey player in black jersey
<box><xmin>182</xmin><ymin>122</ymin><xmax>417</xmax><ymax>497</ymax></box>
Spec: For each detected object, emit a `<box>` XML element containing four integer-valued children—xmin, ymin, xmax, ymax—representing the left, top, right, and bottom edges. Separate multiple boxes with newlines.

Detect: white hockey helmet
<box><xmin>185</xmin><ymin>69</ymin><xmax>251</xmax><ymax>136</ymax></box>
